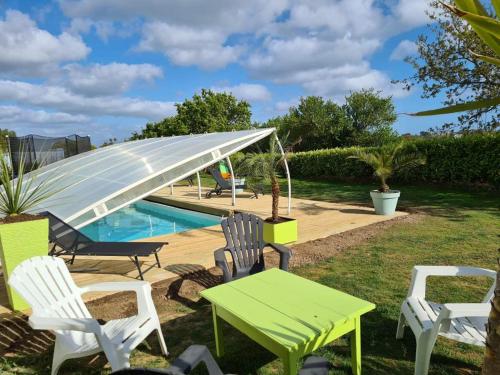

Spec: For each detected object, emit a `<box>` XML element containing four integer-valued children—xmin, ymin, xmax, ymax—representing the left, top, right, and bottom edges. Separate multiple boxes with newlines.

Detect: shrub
<box><xmin>286</xmin><ymin>133</ymin><xmax>500</xmax><ymax>187</ymax></box>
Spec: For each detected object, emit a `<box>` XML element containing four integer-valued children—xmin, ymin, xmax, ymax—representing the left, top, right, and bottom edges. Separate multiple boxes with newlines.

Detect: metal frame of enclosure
<box><xmin>24</xmin><ymin>129</ymin><xmax>291</xmax><ymax>229</ymax></box>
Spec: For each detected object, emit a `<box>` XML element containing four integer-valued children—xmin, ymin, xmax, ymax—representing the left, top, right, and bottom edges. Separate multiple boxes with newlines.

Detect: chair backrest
<box><xmin>41</xmin><ymin>211</ymin><xmax>93</xmax><ymax>251</ymax></box>
<box><xmin>221</xmin><ymin>213</ymin><xmax>266</xmax><ymax>276</ymax></box>
<box><xmin>209</xmin><ymin>167</ymin><xmax>231</xmax><ymax>189</ymax></box>
<box><xmin>9</xmin><ymin>256</ymin><xmax>92</xmax><ymax>319</ymax></box>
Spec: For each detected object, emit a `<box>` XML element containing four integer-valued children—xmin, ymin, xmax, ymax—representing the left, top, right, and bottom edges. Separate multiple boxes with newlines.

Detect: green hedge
<box><xmin>287</xmin><ymin>133</ymin><xmax>500</xmax><ymax>187</ymax></box>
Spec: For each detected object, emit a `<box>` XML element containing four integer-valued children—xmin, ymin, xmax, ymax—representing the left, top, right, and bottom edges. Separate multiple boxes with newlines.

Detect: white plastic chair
<box><xmin>396</xmin><ymin>265</ymin><xmax>496</xmax><ymax>375</ymax></box>
<box><xmin>8</xmin><ymin>256</ymin><xmax>168</xmax><ymax>375</ymax></box>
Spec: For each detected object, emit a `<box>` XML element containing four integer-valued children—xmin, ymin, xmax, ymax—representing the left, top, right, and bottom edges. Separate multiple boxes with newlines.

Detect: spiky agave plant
<box><xmin>0</xmin><ymin>150</ymin><xmax>58</xmax><ymax>217</ymax></box>
<box><xmin>349</xmin><ymin>142</ymin><xmax>426</xmax><ymax>192</ymax></box>
<box><xmin>238</xmin><ymin>136</ymin><xmax>287</xmax><ymax>223</ymax></box>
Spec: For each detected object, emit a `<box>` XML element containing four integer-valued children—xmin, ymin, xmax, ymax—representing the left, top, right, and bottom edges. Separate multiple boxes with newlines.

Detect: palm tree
<box><xmin>237</xmin><ymin>136</ymin><xmax>287</xmax><ymax>223</ymax></box>
<box><xmin>348</xmin><ymin>142</ymin><xmax>425</xmax><ymax>192</ymax></box>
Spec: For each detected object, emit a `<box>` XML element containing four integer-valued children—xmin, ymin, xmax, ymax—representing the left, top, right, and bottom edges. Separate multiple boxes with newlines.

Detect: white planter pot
<box><xmin>370</xmin><ymin>190</ymin><xmax>400</xmax><ymax>215</ymax></box>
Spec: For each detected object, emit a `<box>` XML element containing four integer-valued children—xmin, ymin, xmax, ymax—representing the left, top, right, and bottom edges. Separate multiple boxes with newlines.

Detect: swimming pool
<box><xmin>80</xmin><ymin>200</ymin><xmax>222</xmax><ymax>242</ymax></box>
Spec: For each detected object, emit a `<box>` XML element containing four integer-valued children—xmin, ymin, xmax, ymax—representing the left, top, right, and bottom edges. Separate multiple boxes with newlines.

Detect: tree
<box><xmin>270</xmin><ymin>96</ymin><xmax>349</xmax><ymax>151</ymax></box>
<box><xmin>176</xmin><ymin>89</ymin><xmax>252</xmax><ymax>133</ymax></box>
<box><xmin>268</xmin><ymin>90</ymin><xmax>398</xmax><ymax>151</ymax></box>
<box><xmin>132</xmin><ymin>117</ymin><xmax>186</xmax><ymax>139</ymax></box>
<box><xmin>343</xmin><ymin>89</ymin><xmax>398</xmax><ymax>146</ymax></box>
<box><xmin>400</xmin><ymin>1</ymin><xmax>499</xmax><ymax>131</ymax></box>
<box><xmin>131</xmin><ymin>89</ymin><xmax>252</xmax><ymax>139</ymax></box>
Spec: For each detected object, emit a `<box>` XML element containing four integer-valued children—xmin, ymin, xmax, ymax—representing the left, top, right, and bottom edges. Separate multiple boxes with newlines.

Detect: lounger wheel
<box><xmin>205</xmin><ymin>191</ymin><xmax>212</xmax><ymax>198</ymax></box>
<box><xmin>216</xmin><ymin>190</ymin><xmax>222</xmax><ymax>196</ymax></box>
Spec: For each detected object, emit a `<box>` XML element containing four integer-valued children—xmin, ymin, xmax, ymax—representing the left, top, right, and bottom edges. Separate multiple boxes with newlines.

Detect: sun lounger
<box><xmin>205</xmin><ymin>167</ymin><xmax>262</xmax><ymax>198</ymax></box>
<box><xmin>41</xmin><ymin>211</ymin><xmax>167</xmax><ymax>280</ymax></box>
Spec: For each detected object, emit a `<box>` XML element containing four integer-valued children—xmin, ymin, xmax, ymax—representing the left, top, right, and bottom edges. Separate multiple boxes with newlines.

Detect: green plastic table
<box><xmin>200</xmin><ymin>269</ymin><xmax>375</xmax><ymax>375</ymax></box>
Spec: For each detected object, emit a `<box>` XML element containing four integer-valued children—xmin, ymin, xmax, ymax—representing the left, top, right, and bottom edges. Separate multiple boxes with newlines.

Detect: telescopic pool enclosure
<box><xmin>25</xmin><ymin>128</ymin><xmax>291</xmax><ymax>229</ymax></box>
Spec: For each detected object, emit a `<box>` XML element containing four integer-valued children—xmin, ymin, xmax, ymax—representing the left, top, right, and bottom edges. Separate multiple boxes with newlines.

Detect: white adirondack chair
<box><xmin>396</xmin><ymin>265</ymin><xmax>496</xmax><ymax>375</ymax></box>
<box><xmin>8</xmin><ymin>256</ymin><xmax>168</xmax><ymax>375</ymax></box>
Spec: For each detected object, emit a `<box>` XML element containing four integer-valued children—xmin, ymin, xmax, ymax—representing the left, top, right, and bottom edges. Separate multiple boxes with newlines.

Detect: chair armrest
<box><xmin>408</xmin><ymin>266</ymin><xmax>496</xmax><ymax>299</ymax></box>
<box><xmin>439</xmin><ymin>303</ymin><xmax>492</xmax><ymax>320</ymax></box>
<box><xmin>29</xmin><ymin>315</ymin><xmax>100</xmax><ymax>333</ymax></box>
<box><xmin>80</xmin><ymin>281</ymin><xmax>151</xmax><ymax>294</ymax></box>
<box><xmin>413</xmin><ymin>266</ymin><xmax>496</xmax><ymax>278</ymax></box>
<box><xmin>214</xmin><ymin>248</ymin><xmax>232</xmax><ymax>283</ymax></box>
<box><xmin>168</xmin><ymin>345</ymin><xmax>224</xmax><ymax>375</ymax></box>
<box><xmin>266</xmin><ymin>243</ymin><xmax>292</xmax><ymax>271</ymax></box>
<box><xmin>80</xmin><ymin>281</ymin><xmax>155</xmax><ymax>317</ymax></box>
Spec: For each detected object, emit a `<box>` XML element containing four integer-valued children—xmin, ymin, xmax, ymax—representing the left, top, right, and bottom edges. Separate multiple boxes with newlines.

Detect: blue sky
<box><xmin>0</xmin><ymin>0</ymin><xmax>457</xmax><ymax>144</ymax></box>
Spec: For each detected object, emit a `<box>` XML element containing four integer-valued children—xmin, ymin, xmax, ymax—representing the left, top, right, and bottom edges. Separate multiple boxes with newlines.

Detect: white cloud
<box><xmin>56</xmin><ymin>62</ymin><xmax>163</xmax><ymax>96</ymax></box>
<box><xmin>60</xmin><ymin>0</ymin><xmax>288</xmax><ymax>69</ymax></box>
<box><xmin>137</xmin><ymin>22</ymin><xmax>242</xmax><ymax>70</ymax></box>
<box><xmin>0</xmin><ymin>10</ymin><xmax>90</xmax><ymax>75</ymax></box>
<box><xmin>58</xmin><ymin>0</ymin><xmax>432</xmax><ymax>97</ymax></box>
<box><xmin>0</xmin><ymin>105</ymin><xmax>89</xmax><ymax>124</ymax></box>
<box><xmin>390</xmin><ymin>40</ymin><xmax>418</xmax><ymax>61</ymax></box>
<box><xmin>0</xmin><ymin>80</ymin><xmax>176</xmax><ymax>120</ymax></box>
<box><xmin>59</xmin><ymin>0</ymin><xmax>288</xmax><ymax>33</ymax></box>
<box><xmin>66</xmin><ymin>17</ymin><xmax>138</xmax><ymax>42</ymax></box>
<box><xmin>211</xmin><ymin>83</ymin><xmax>271</xmax><ymax>102</ymax></box>
<box><xmin>247</xmin><ymin>36</ymin><xmax>380</xmax><ymax>82</ymax></box>
<box><xmin>284</xmin><ymin>0</ymin><xmax>387</xmax><ymax>38</ymax></box>
<box><xmin>286</xmin><ymin>63</ymin><xmax>409</xmax><ymax>99</ymax></box>
<box><xmin>245</xmin><ymin>0</ymin><xmax>431</xmax><ymax>98</ymax></box>
<box><xmin>394</xmin><ymin>0</ymin><xmax>432</xmax><ymax>30</ymax></box>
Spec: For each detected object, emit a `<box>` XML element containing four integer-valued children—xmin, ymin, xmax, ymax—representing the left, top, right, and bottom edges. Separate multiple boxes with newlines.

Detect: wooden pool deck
<box><xmin>0</xmin><ymin>185</ymin><xmax>406</xmax><ymax>315</ymax></box>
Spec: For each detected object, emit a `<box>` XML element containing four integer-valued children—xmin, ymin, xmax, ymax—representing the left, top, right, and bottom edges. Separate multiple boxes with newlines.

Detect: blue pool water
<box><xmin>80</xmin><ymin>200</ymin><xmax>222</xmax><ymax>242</ymax></box>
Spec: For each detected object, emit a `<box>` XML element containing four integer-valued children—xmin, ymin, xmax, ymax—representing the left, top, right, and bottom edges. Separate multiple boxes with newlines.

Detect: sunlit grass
<box><xmin>1</xmin><ymin>178</ymin><xmax>498</xmax><ymax>374</ymax></box>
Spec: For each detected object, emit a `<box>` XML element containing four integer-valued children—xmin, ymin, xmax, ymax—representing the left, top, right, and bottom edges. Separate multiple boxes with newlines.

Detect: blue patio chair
<box><xmin>214</xmin><ymin>213</ymin><xmax>292</xmax><ymax>283</ymax></box>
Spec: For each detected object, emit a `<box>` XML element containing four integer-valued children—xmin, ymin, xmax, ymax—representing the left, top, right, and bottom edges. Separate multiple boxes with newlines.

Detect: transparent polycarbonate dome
<box><xmin>25</xmin><ymin>128</ymin><xmax>275</xmax><ymax>228</ymax></box>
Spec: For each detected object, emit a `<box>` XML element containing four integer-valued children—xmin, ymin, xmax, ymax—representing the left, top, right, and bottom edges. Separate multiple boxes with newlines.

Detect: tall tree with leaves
<box><xmin>343</xmin><ymin>89</ymin><xmax>398</xmax><ymax>146</ymax></box>
<box><xmin>131</xmin><ymin>89</ymin><xmax>251</xmax><ymax>139</ymax></box>
<box><xmin>267</xmin><ymin>90</ymin><xmax>398</xmax><ymax>151</ymax></box>
<box><xmin>400</xmin><ymin>1</ymin><xmax>499</xmax><ymax>131</ymax></box>
<box><xmin>270</xmin><ymin>96</ymin><xmax>349</xmax><ymax>151</ymax></box>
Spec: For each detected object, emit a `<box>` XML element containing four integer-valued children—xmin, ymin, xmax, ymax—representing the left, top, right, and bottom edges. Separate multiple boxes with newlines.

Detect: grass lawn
<box><xmin>1</xmin><ymin>178</ymin><xmax>498</xmax><ymax>374</ymax></box>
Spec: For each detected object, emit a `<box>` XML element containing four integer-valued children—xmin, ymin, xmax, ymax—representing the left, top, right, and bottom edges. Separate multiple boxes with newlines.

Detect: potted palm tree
<box><xmin>349</xmin><ymin>142</ymin><xmax>425</xmax><ymax>215</ymax></box>
<box><xmin>0</xmin><ymin>151</ymin><xmax>57</xmax><ymax>310</ymax></box>
<box><xmin>238</xmin><ymin>137</ymin><xmax>297</xmax><ymax>244</ymax></box>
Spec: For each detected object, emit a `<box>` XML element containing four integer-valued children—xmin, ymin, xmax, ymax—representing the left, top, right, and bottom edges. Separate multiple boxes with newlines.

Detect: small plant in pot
<box><xmin>0</xmin><ymin>152</ymin><xmax>57</xmax><ymax>310</ymax></box>
<box><xmin>238</xmin><ymin>136</ymin><xmax>297</xmax><ymax>244</ymax></box>
<box><xmin>349</xmin><ymin>142</ymin><xmax>425</xmax><ymax>215</ymax></box>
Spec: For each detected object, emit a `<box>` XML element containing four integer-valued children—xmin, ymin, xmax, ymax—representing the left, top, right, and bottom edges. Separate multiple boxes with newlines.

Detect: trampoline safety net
<box><xmin>7</xmin><ymin>134</ymin><xmax>91</xmax><ymax>173</ymax></box>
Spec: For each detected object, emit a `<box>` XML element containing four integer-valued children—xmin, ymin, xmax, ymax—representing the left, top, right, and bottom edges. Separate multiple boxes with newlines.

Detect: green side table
<box><xmin>200</xmin><ymin>269</ymin><xmax>375</xmax><ymax>375</ymax></box>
